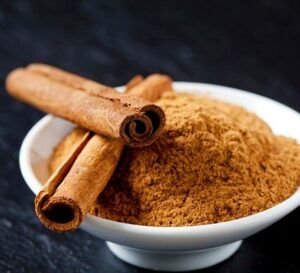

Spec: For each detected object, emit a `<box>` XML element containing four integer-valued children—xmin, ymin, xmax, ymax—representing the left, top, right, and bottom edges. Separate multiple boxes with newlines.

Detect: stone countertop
<box><xmin>0</xmin><ymin>1</ymin><xmax>299</xmax><ymax>272</ymax></box>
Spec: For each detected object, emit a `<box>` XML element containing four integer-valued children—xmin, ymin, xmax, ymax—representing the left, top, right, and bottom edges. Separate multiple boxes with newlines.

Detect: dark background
<box><xmin>0</xmin><ymin>1</ymin><xmax>299</xmax><ymax>272</ymax></box>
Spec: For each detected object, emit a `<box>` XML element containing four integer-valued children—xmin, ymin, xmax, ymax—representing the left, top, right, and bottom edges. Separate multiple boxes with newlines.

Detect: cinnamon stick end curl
<box><xmin>120</xmin><ymin>104</ymin><xmax>165</xmax><ymax>147</ymax></box>
<box><xmin>35</xmin><ymin>192</ymin><xmax>83</xmax><ymax>233</ymax></box>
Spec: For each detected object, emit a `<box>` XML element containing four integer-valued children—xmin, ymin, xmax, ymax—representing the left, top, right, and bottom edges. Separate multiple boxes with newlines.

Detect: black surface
<box><xmin>0</xmin><ymin>1</ymin><xmax>299</xmax><ymax>272</ymax></box>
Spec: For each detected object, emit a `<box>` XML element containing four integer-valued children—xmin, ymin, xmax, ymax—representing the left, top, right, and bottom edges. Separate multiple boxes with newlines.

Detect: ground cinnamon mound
<box><xmin>50</xmin><ymin>93</ymin><xmax>300</xmax><ymax>226</ymax></box>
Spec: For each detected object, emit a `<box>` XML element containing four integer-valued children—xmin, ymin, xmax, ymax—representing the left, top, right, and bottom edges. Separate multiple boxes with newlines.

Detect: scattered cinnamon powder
<box><xmin>50</xmin><ymin>93</ymin><xmax>300</xmax><ymax>226</ymax></box>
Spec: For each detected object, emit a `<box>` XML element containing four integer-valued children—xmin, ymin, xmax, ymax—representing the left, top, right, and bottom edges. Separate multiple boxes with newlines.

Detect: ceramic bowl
<box><xmin>19</xmin><ymin>82</ymin><xmax>300</xmax><ymax>271</ymax></box>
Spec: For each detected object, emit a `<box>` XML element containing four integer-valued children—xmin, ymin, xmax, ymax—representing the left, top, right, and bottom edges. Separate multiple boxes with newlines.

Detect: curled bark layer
<box><xmin>6</xmin><ymin>64</ymin><xmax>171</xmax><ymax>147</ymax></box>
<box><xmin>29</xmin><ymin>70</ymin><xmax>173</xmax><ymax>232</ymax></box>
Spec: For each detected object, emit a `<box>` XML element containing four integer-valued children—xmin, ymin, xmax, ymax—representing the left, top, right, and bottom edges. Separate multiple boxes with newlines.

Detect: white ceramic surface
<box><xmin>19</xmin><ymin>82</ymin><xmax>300</xmax><ymax>271</ymax></box>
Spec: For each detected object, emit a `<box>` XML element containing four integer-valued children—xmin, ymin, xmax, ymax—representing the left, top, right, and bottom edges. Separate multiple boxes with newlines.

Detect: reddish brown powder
<box><xmin>50</xmin><ymin>92</ymin><xmax>300</xmax><ymax>226</ymax></box>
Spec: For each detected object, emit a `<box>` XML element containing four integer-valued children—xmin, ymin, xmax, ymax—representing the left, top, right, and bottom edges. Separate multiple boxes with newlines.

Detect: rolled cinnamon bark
<box><xmin>6</xmin><ymin>64</ymin><xmax>171</xmax><ymax>147</ymax></box>
<box><xmin>34</xmin><ymin>131</ymin><xmax>93</xmax><ymax>231</ymax></box>
<box><xmin>34</xmin><ymin>73</ymin><xmax>173</xmax><ymax>232</ymax></box>
<box><xmin>125</xmin><ymin>75</ymin><xmax>144</xmax><ymax>90</ymax></box>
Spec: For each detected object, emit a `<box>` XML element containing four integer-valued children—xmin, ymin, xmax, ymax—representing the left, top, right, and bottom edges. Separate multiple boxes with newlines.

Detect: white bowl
<box><xmin>20</xmin><ymin>82</ymin><xmax>300</xmax><ymax>272</ymax></box>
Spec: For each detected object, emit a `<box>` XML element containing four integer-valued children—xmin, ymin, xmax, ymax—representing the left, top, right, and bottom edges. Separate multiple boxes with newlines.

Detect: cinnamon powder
<box><xmin>50</xmin><ymin>93</ymin><xmax>300</xmax><ymax>226</ymax></box>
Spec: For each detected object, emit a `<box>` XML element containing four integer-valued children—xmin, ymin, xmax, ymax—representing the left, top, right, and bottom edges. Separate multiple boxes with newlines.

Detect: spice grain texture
<box><xmin>51</xmin><ymin>93</ymin><xmax>300</xmax><ymax>226</ymax></box>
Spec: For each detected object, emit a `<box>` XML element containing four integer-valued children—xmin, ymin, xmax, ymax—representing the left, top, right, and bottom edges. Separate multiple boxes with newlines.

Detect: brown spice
<box><xmin>33</xmin><ymin>72</ymin><xmax>171</xmax><ymax>232</ymax></box>
<box><xmin>50</xmin><ymin>93</ymin><xmax>300</xmax><ymax>226</ymax></box>
<box><xmin>6</xmin><ymin>64</ymin><xmax>167</xmax><ymax>147</ymax></box>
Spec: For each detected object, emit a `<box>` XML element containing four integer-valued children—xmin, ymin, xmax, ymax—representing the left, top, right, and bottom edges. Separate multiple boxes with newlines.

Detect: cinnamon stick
<box><xmin>6</xmin><ymin>64</ymin><xmax>171</xmax><ymax>147</ymax></box>
<box><xmin>33</xmin><ymin>73</ymin><xmax>173</xmax><ymax>232</ymax></box>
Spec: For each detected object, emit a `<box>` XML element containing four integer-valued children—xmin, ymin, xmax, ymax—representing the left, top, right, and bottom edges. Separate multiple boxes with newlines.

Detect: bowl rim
<box><xmin>20</xmin><ymin>81</ymin><xmax>300</xmax><ymax>235</ymax></box>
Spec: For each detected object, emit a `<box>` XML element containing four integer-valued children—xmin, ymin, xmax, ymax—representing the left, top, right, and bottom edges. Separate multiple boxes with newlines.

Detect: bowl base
<box><xmin>106</xmin><ymin>240</ymin><xmax>242</xmax><ymax>271</ymax></box>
